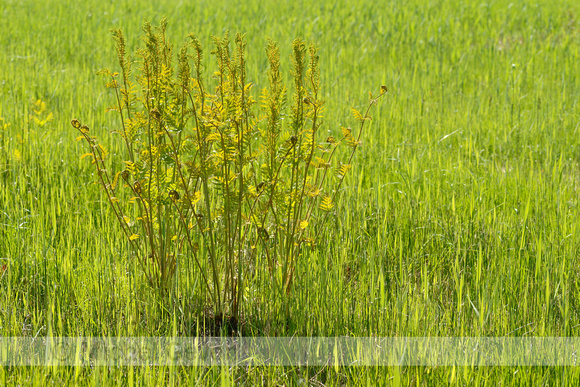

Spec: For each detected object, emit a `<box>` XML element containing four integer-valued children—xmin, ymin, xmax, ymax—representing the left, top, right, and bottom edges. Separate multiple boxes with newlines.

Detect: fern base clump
<box><xmin>72</xmin><ymin>19</ymin><xmax>385</xmax><ymax>324</ymax></box>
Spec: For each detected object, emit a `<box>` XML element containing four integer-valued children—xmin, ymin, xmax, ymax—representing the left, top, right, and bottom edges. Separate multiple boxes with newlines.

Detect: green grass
<box><xmin>2</xmin><ymin>0</ymin><xmax>580</xmax><ymax>384</ymax></box>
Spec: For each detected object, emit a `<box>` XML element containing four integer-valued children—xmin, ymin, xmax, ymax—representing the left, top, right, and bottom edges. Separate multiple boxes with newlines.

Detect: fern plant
<box><xmin>72</xmin><ymin>18</ymin><xmax>385</xmax><ymax>324</ymax></box>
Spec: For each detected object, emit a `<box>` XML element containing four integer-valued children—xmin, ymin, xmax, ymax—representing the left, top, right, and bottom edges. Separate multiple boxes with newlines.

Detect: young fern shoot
<box><xmin>72</xmin><ymin>19</ymin><xmax>386</xmax><ymax>324</ymax></box>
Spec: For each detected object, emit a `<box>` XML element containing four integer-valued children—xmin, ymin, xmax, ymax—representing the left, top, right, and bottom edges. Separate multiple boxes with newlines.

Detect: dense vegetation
<box><xmin>1</xmin><ymin>0</ymin><xmax>580</xmax><ymax>384</ymax></box>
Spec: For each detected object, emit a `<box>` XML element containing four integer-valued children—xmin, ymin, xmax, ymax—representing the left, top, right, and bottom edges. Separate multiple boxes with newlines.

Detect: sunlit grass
<box><xmin>1</xmin><ymin>0</ymin><xmax>580</xmax><ymax>384</ymax></box>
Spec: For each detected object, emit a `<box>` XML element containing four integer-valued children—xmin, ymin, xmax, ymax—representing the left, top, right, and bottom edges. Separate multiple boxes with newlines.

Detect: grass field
<box><xmin>2</xmin><ymin>0</ymin><xmax>580</xmax><ymax>384</ymax></box>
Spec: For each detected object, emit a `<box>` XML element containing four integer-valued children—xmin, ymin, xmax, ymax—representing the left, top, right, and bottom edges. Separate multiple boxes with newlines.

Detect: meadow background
<box><xmin>1</xmin><ymin>0</ymin><xmax>580</xmax><ymax>384</ymax></box>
